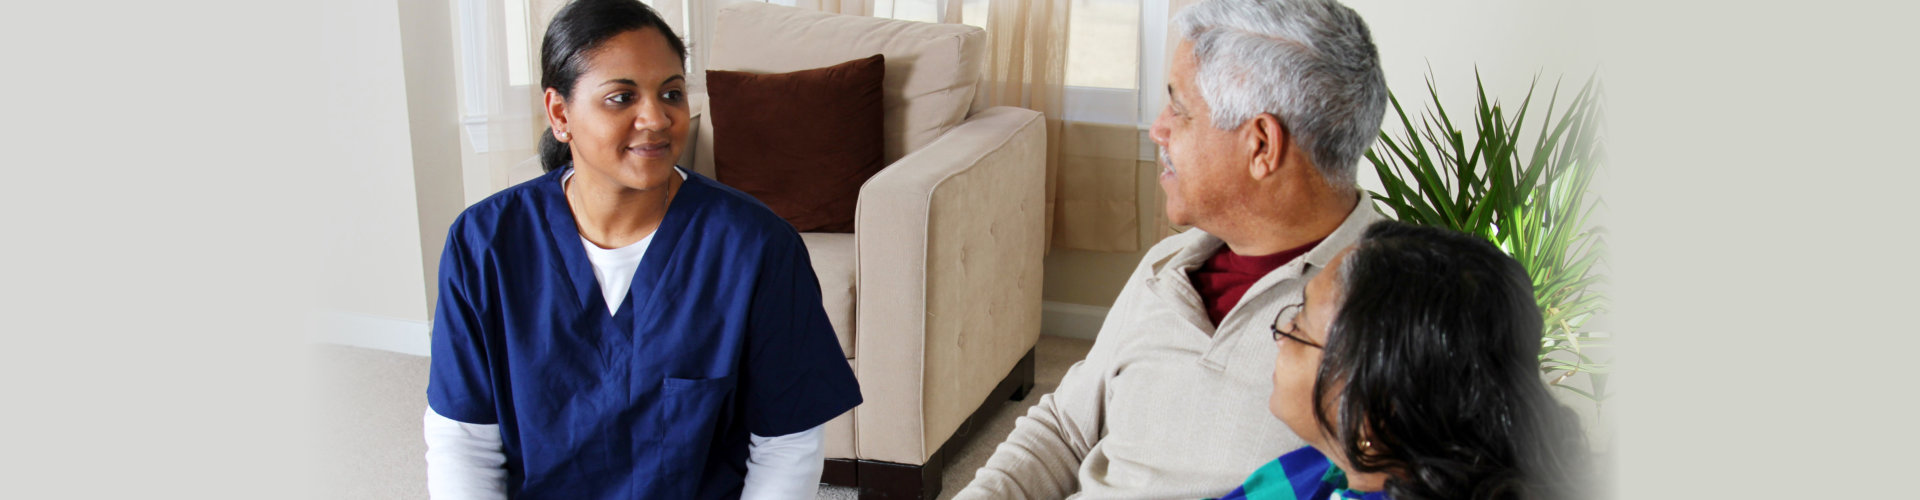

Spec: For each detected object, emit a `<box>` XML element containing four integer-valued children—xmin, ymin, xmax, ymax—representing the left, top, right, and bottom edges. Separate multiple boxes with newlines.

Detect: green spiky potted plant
<box><xmin>1365</xmin><ymin>71</ymin><xmax>1610</xmax><ymax>411</ymax></box>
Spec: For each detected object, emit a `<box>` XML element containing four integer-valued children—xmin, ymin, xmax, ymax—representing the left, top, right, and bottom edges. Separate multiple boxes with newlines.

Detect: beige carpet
<box><xmin>308</xmin><ymin>335</ymin><xmax>1094</xmax><ymax>499</ymax></box>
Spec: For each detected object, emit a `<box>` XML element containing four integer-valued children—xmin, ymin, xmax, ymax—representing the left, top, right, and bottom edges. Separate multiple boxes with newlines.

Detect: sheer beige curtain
<box><xmin>973</xmin><ymin>0</ymin><xmax>1143</xmax><ymax>252</ymax></box>
<box><xmin>977</xmin><ymin>0</ymin><xmax>1070</xmax><ymax>248</ymax></box>
<box><xmin>1057</xmin><ymin>121</ymin><xmax>1143</xmax><ymax>250</ymax></box>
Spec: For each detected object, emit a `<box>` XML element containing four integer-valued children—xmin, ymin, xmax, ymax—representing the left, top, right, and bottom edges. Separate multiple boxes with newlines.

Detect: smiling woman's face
<box><xmin>1270</xmin><ymin>248</ymin><xmax>1349</xmax><ymax>450</ymax></box>
<box><xmin>550</xmin><ymin>27</ymin><xmax>689</xmax><ymax>191</ymax></box>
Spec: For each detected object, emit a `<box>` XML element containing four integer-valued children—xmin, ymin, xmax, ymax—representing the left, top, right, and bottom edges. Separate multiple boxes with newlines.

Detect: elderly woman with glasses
<box><xmin>1219</xmin><ymin>220</ymin><xmax>1594</xmax><ymax>500</ymax></box>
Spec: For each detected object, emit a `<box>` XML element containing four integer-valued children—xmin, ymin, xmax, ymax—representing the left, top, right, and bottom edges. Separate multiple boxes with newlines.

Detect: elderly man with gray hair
<box><xmin>955</xmin><ymin>0</ymin><xmax>1387</xmax><ymax>497</ymax></box>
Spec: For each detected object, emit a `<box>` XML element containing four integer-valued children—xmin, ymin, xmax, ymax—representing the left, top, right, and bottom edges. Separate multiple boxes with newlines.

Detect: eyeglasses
<box><xmin>1270</xmin><ymin>302</ymin><xmax>1323</xmax><ymax>349</ymax></box>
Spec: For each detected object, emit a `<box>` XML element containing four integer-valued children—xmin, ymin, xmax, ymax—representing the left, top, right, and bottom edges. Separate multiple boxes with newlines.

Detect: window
<box><xmin>1065</xmin><ymin>0</ymin><xmax>1137</xmax><ymax>90</ymax></box>
<box><xmin>870</xmin><ymin>0</ymin><xmax>1149</xmax><ymax>126</ymax></box>
<box><xmin>505</xmin><ymin>0</ymin><xmax>534</xmax><ymax>87</ymax></box>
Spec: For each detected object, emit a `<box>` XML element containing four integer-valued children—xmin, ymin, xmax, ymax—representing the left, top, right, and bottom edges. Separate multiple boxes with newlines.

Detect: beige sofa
<box><xmin>705</xmin><ymin>5</ymin><xmax>1048</xmax><ymax>497</ymax></box>
<box><xmin>510</xmin><ymin>3</ymin><xmax>1046</xmax><ymax>498</ymax></box>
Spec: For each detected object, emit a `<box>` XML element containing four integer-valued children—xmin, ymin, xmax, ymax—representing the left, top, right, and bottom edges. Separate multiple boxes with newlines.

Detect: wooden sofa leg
<box><xmin>1007</xmin><ymin>348</ymin><xmax>1037</xmax><ymax>402</ymax></box>
<box><xmin>857</xmin><ymin>458</ymin><xmax>941</xmax><ymax>500</ymax></box>
<box><xmin>823</xmin><ymin>459</ymin><xmax>859</xmax><ymax>489</ymax></box>
<box><xmin>825</xmin><ymin>346</ymin><xmax>1040</xmax><ymax>499</ymax></box>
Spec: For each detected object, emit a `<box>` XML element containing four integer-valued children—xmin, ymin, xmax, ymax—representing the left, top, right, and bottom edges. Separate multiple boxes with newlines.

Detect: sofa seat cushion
<box><xmin>801</xmin><ymin>232</ymin><xmax>856</xmax><ymax>359</ymax></box>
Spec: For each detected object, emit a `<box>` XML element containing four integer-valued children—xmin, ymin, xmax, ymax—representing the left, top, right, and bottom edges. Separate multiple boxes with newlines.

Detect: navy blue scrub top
<box><xmin>426</xmin><ymin>166</ymin><xmax>863</xmax><ymax>500</ymax></box>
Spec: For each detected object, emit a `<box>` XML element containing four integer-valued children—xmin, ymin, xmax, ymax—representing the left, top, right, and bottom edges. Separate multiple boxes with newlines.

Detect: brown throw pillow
<box><xmin>708</xmin><ymin>54</ymin><xmax>885</xmax><ymax>233</ymax></box>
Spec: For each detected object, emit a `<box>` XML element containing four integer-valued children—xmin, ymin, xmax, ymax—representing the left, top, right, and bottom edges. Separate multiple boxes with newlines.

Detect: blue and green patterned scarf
<box><xmin>1212</xmin><ymin>447</ymin><xmax>1391</xmax><ymax>500</ymax></box>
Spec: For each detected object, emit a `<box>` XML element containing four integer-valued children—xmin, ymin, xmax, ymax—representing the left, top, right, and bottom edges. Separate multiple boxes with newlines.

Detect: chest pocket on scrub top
<box><xmin>657</xmin><ymin>376</ymin><xmax>735</xmax><ymax>445</ymax></box>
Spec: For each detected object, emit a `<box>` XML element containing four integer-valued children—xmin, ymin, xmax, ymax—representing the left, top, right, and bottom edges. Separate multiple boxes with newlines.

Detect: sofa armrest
<box><xmin>852</xmin><ymin>106</ymin><xmax>1048</xmax><ymax>464</ymax></box>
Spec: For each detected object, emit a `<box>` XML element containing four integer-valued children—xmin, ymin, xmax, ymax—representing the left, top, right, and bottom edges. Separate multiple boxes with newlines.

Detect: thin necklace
<box><xmin>567</xmin><ymin>169</ymin><xmax>676</xmax><ymax>243</ymax></box>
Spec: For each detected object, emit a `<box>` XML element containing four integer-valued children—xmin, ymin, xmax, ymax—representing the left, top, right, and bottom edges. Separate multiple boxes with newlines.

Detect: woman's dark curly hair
<box><xmin>1312</xmin><ymin>220</ymin><xmax>1591</xmax><ymax>500</ymax></box>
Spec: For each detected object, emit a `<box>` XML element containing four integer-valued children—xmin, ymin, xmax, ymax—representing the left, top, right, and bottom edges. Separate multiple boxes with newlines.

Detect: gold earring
<box><xmin>1359</xmin><ymin>440</ymin><xmax>1373</xmax><ymax>451</ymax></box>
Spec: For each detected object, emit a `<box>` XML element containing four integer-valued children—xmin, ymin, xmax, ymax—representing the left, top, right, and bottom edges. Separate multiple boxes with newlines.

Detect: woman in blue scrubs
<box><xmin>421</xmin><ymin>0</ymin><xmax>862</xmax><ymax>498</ymax></box>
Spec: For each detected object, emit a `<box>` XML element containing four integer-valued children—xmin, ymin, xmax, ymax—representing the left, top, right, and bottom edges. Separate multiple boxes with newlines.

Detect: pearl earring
<box><xmin>558</xmin><ymin>131</ymin><xmax>570</xmax><ymax>140</ymax></box>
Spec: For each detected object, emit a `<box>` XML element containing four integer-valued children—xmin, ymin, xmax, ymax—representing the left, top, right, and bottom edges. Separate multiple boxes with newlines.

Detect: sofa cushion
<box><xmin>801</xmin><ymin>232</ymin><xmax>856</xmax><ymax>359</ymax></box>
<box><xmin>708</xmin><ymin>55</ymin><xmax>885</xmax><ymax>233</ymax></box>
<box><xmin>823</xmin><ymin>359</ymin><xmax>856</xmax><ymax>459</ymax></box>
<box><xmin>709</xmin><ymin>2</ymin><xmax>984</xmax><ymax>165</ymax></box>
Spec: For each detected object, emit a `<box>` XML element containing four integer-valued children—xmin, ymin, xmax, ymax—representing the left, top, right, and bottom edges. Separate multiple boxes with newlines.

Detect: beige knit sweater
<box><xmin>956</xmin><ymin>200</ymin><xmax>1382</xmax><ymax>500</ymax></box>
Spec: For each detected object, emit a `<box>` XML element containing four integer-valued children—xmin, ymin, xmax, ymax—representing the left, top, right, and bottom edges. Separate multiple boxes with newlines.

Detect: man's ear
<box><xmin>545</xmin><ymin>88</ymin><xmax>570</xmax><ymax>141</ymax></box>
<box><xmin>1245</xmin><ymin>112</ymin><xmax>1288</xmax><ymax>181</ymax></box>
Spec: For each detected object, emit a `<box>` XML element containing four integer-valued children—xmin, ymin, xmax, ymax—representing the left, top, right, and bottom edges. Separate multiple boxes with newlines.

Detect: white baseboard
<box><xmin>313</xmin><ymin>311</ymin><xmax>431</xmax><ymax>356</ymax></box>
<box><xmin>1041</xmin><ymin>301</ymin><xmax>1110</xmax><ymax>340</ymax></box>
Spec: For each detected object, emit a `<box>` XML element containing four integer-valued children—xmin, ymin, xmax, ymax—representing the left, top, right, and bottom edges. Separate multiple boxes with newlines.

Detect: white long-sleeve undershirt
<box><xmin>422</xmin><ymin>408</ymin><xmax>507</xmax><ymax>499</ymax></box>
<box><xmin>742</xmin><ymin>425</ymin><xmax>827</xmax><ymax>499</ymax></box>
<box><xmin>423</xmin><ymin>407</ymin><xmax>825</xmax><ymax>499</ymax></box>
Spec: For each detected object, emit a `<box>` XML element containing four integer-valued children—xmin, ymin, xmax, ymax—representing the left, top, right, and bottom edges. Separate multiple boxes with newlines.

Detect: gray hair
<box><xmin>1174</xmin><ymin>0</ymin><xmax>1387</xmax><ymax>188</ymax></box>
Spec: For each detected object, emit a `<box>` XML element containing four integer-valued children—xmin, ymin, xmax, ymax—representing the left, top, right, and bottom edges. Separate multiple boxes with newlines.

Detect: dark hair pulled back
<box><xmin>1314</xmin><ymin>221</ymin><xmax>1594</xmax><ymax>500</ymax></box>
<box><xmin>537</xmin><ymin>0</ymin><xmax>687</xmax><ymax>172</ymax></box>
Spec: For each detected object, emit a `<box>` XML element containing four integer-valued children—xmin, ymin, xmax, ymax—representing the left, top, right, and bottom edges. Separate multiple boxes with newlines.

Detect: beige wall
<box><xmin>320</xmin><ymin>0</ymin><xmax>430</xmax><ymax>324</ymax></box>
<box><xmin>1345</xmin><ymin>0</ymin><xmax>1602</xmax><ymax>175</ymax></box>
<box><xmin>317</xmin><ymin>0</ymin><xmax>543</xmax><ymax>352</ymax></box>
<box><xmin>403</xmin><ymin>0</ymin><xmax>465</xmax><ymax>314</ymax></box>
<box><xmin>315</xmin><ymin>0</ymin><xmax>492</xmax><ymax>355</ymax></box>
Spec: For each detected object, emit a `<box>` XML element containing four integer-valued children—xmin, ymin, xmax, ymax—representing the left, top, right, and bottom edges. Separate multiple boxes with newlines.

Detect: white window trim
<box><xmin>1060</xmin><ymin>0</ymin><xmax>1166</xmax><ymax>162</ymax></box>
<box><xmin>1138</xmin><ymin>0</ymin><xmax>1170</xmax><ymax>131</ymax></box>
<box><xmin>1061</xmin><ymin>86</ymin><xmax>1135</xmax><ymax>127</ymax></box>
<box><xmin>457</xmin><ymin>0</ymin><xmax>538</xmax><ymax>154</ymax></box>
<box><xmin>457</xmin><ymin>0</ymin><xmax>493</xmax><ymax>152</ymax></box>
